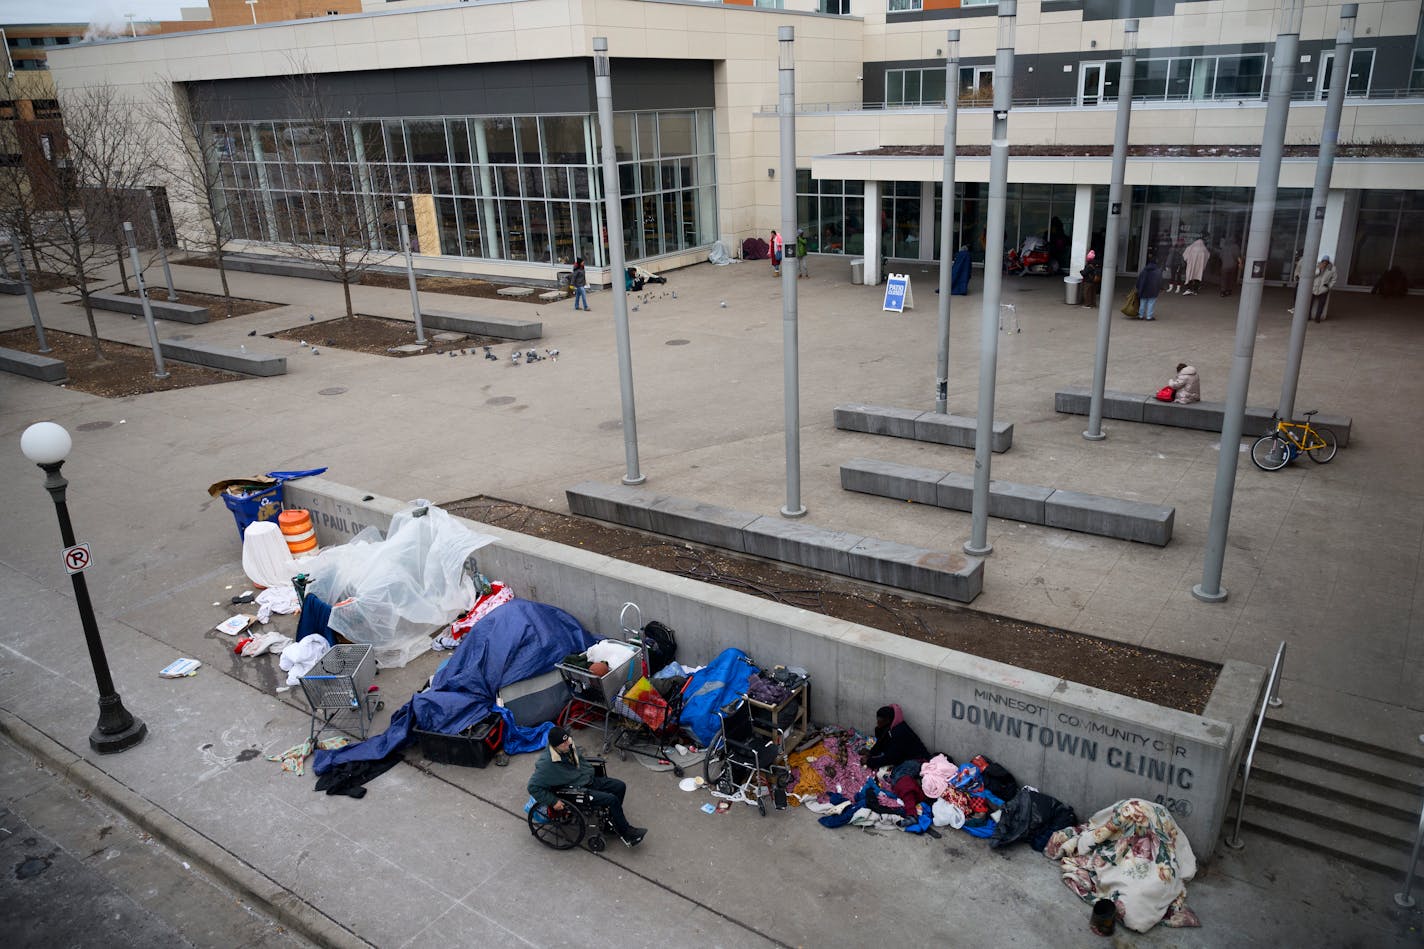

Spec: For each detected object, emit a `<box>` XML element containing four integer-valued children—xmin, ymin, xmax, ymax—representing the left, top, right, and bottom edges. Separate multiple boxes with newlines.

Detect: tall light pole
<box><xmin>778</xmin><ymin>25</ymin><xmax>805</xmax><ymax>518</ymax></box>
<box><xmin>124</xmin><ymin>13</ymin><xmax>136</xmax><ymax>37</ymax></box>
<box><xmin>965</xmin><ymin>0</ymin><xmax>1016</xmax><ymax>558</ymax></box>
<box><xmin>594</xmin><ymin>37</ymin><xmax>644</xmax><ymax>485</ymax></box>
<box><xmin>934</xmin><ymin>30</ymin><xmax>960</xmax><ymax>416</ymax></box>
<box><xmin>1083</xmin><ymin>19</ymin><xmax>1138</xmax><ymax>441</ymax></box>
<box><xmin>12</xmin><ymin>232</ymin><xmax>49</xmax><ymax>353</ymax></box>
<box><xmin>246</xmin><ymin>1</ymin><xmax>259</xmax><ymax>26</ymax></box>
<box><xmin>20</xmin><ymin>422</ymin><xmax>147</xmax><ymax>754</ymax></box>
<box><xmin>395</xmin><ymin>200</ymin><xmax>427</xmax><ymax>345</ymax></box>
<box><xmin>124</xmin><ymin>222</ymin><xmax>169</xmax><ymax>379</ymax></box>
<box><xmin>147</xmin><ymin>192</ymin><xmax>177</xmax><ymax>302</ymax></box>
<box><xmin>1278</xmin><ymin>4</ymin><xmax>1355</xmax><ymax>422</ymax></box>
<box><xmin>1195</xmin><ymin>0</ymin><xmax>1302</xmax><ymax>603</ymax></box>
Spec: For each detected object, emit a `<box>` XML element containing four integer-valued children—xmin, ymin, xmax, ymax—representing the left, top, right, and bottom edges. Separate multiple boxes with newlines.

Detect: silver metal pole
<box><xmin>1224</xmin><ymin>641</ymin><xmax>1286</xmax><ymax>850</ymax></box>
<box><xmin>1396</xmin><ymin>801</ymin><xmax>1424</xmax><ymax>908</ymax></box>
<box><xmin>779</xmin><ymin>25</ymin><xmax>805</xmax><ymax>518</ymax></box>
<box><xmin>396</xmin><ymin>200</ymin><xmax>427</xmax><ymax>345</ymax></box>
<box><xmin>1279</xmin><ymin>4</ymin><xmax>1355</xmax><ymax>422</ymax></box>
<box><xmin>147</xmin><ymin>195</ymin><xmax>177</xmax><ymax>302</ymax></box>
<box><xmin>1084</xmin><ymin>19</ymin><xmax>1139</xmax><ymax>441</ymax></box>
<box><xmin>1195</xmin><ymin>2</ymin><xmax>1301</xmax><ymax>603</ymax></box>
<box><xmin>12</xmin><ymin>232</ymin><xmax>49</xmax><ymax>353</ymax></box>
<box><xmin>124</xmin><ymin>222</ymin><xmax>168</xmax><ymax>379</ymax></box>
<box><xmin>934</xmin><ymin>30</ymin><xmax>960</xmax><ymax>416</ymax></box>
<box><xmin>965</xmin><ymin>2</ymin><xmax>1016</xmax><ymax>557</ymax></box>
<box><xmin>594</xmin><ymin>37</ymin><xmax>644</xmax><ymax>486</ymax></box>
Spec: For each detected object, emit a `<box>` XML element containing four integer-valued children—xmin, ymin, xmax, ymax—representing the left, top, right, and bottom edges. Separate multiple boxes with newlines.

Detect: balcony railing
<box><xmin>758</xmin><ymin>88</ymin><xmax>1424</xmax><ymax>114</ymax></box>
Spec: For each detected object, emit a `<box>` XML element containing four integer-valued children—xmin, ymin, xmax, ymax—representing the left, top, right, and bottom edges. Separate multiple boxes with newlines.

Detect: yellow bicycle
<box><xmin>1250</xmin><ymin>410</ymin><xmax>1338</xmax><ymax>471</ymax></box>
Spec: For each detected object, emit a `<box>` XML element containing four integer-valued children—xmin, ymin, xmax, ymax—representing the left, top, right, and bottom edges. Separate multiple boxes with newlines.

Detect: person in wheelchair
<box><xmin>529</xmin><ymin>725</ymin><xmax>647</xmax><ymax>848</ymax></box>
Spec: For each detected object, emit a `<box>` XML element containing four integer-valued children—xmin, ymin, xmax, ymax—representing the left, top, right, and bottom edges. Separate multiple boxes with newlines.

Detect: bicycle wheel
<box><xmin>1307</xmin><ymin>427</ymin><xmax>1338</xmax><ymax>464</ymax></box>
<box><xmin>703</xmin><ymin>735</ymin><xmax>729</xmax><ymax>790</ymax></box>
<box><xmin>1250</xmin><ymin>433</ymin><xmax>1291</xmax><ymax>471</ymax></box>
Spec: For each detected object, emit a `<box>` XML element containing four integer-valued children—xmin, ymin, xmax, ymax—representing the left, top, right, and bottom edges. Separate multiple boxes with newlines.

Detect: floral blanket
<box><xmin>1043</xmin><ymin>798</ymin><xmax>1200</xmax><ymax>932</ymax></box>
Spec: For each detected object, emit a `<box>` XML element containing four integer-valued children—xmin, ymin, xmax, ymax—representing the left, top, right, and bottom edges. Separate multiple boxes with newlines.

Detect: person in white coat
<box><xmin>1309</xmin><ymin>257</ymin><xmax>1337</xmax><ymax>322</ymax></box>
<box><xmin>1182</xmin><ymin>237</ymin><xmax>1210</xmax><ymax>295</ymax></box>
<box><xmin>1166</xmin><ymin>363</ymin><xmax>1200</xmax><ymax>404</ymax></box>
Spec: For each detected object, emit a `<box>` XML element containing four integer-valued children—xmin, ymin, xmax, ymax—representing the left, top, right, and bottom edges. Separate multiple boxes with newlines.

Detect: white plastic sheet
<box><xmin>707</xmin><ymin>241</ymin><xmax>736</xmax><ymax>266</ymax></box>
<box><xmin>303</xmin><ymin>502</ymin><xmax>496</xmax><ymax>668</ymax></box>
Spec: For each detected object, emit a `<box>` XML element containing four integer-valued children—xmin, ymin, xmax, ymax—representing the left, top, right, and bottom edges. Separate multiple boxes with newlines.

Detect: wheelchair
<box><xmin>525</xmin><ymin>758</ymin><xmax>621</xmax><ymax>852</ymax></box>
<box><xmin>702</xmin><ymin>697</ymin><xmax>791</xmax><ymax>817</ymax></box>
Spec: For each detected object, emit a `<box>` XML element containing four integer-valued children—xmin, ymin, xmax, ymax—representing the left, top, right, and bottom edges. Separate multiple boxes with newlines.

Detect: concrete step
<box><xmin>1229</xmin><ymin>794</ymin><xmax>1408</xmax><ymax>879</ymax></box>
<box><xmin>1252</xmin><ymin>746</ymin><xmax>1422</xmax><ymax>821</ymax></box>
<box><xmin>1245</xmin><ymin>769</ymin><xmax>1417</xmax><ymax>848</ymax></box>
<box><xmin>1261</xmin><ymin>720</ymin><xmax>1424</xmax><ymax>794</ymax></box>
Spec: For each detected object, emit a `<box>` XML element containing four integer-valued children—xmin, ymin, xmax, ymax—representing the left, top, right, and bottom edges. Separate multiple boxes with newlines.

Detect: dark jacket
<box><xmin>572</xmin><ymin>265</ymin><xmax>587</xmax><ymax>288</ymax></box>
<box><xmin>528</xmin><ymin>743</ymin><xmax>594</xmax><ymax>807</ymax></box>
<box><xmin>1136</xmin><ymin>261</ymin><xmax>1163</xmax><ymax>299</ymax></box>
<box><xmin>866</xmin><ymin>710</ymin><xmax>930</xmax><ymax>770</ymax></box>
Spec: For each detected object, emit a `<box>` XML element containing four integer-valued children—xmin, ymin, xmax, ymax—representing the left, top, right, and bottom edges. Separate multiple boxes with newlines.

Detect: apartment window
<box><xmin>819</xmin><ymin>0</ymin><xmax>851</xmax><ymax>13</ymax></box>
<box><xmin>32</xmin><ymin>100</ymin><xmax>61</xmax><ymax>120</ymax></box>
<box><xmin>753</xmin><ymin>0</ymin><xmax>785</xmax><ymax>8</ymax></box>
<box><xmin>961</xmin><ymin>0</ymin><xmax>997</xmax><ymax>5</ymax></box>
<box><xmin>1319</xmin><ymin>48</ymin><xmax>1375</xmax><ymax>99</ymax></box>
<box><xmin>884</xmin><ymin>67</ymin><xmax>948</xmax><ymax>107</ymax></box>
<box><xmin>1091</xmin><ymin>53</ymin><xmax>1267</xmax><ymax>104</ymax></box>
<box><xmin>887</xmin><ymin>0</ymin><xmax>922</xmax><ymax>12</ymax></box>
<box><xmin>796</xmin><ymin>172</ymin><xmax>866</xmax><ymax>256</ymax></box>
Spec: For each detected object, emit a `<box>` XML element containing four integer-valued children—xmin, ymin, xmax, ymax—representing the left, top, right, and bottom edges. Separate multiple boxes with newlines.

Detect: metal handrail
<box><xmin>1224</xmin><ymin>640</ymin><xmax>1286</xmax><ymax>850</ymax></box>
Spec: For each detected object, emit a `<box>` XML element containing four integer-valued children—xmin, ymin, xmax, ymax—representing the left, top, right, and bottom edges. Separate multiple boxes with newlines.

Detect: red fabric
<box><xmin>892</xmin><ymin>775</ymin><xmax>928</xmax><ymax>817</ymax></box>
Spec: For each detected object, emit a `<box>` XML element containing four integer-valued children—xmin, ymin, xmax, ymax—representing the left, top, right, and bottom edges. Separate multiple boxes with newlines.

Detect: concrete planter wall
<box><xmin>284</xmin><ymin>478</ymin><xmax>1262</xmax><ymax>858</ymax></box>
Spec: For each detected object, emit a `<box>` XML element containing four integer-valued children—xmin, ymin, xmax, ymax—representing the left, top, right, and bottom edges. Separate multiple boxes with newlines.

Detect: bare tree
<box><xmin>278</xmin><ymin>68</ymin><xmax>386</xmax><ymax>319</ymax></box>
<box><xmin>30</xmin><ymin>83</ymin><xmax>151</xmax><ymax>361</ymax></box>
<box><xmin>148</xmin><ymin>80</ymin><xmax>238</xmax><ymax>316</ymax></box>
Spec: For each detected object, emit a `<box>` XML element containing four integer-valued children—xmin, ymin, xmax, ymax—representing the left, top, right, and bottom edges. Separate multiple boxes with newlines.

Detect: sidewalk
<box><xmin>1</xmin><ymin>256</ymin><xmax>1421</xmax><ymax>944</ymax></box>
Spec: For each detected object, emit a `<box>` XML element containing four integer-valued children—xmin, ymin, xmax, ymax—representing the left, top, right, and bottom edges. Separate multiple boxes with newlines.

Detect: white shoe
<box><xmin>1287</xmin><ymin>308</ymin><xmax>1294</xmax><ymax>314</ymax></box>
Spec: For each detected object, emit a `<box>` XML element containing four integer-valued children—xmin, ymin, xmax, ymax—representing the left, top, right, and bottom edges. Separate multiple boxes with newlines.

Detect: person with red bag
<box><xmin>1158</xmin><ymin>363</ymin><xmax>1200</xmax><ymax>403</ymax></box>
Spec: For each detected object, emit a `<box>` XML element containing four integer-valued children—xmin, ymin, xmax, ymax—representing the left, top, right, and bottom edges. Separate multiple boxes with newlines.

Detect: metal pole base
<box><xmin>780</xmin><ymin>505</ymin><xmax>806</xmax><ymax>519</ymax></box>
<box><xmin>621</xmin><ymin>474</ymin><xmax>646</xmax><ymax>486</ymax></box>
<box><xmin>90</xmin><ymin>696</ymin><xmax>147</xmax><ymax>755</ymax></box>
<box><xmin>1223</xmin><ymin>836</ymin><xmax>1245</xmax><ymax>851</ymax></box>
<box><xmin>1394</xmin><ymin>893</ymin><xmax>1416</xmax><ymax>909</ymax></box>
<box><xmin>1192</xmin><ymin>583</ymin><xmax>1228</xmax><ymax>604</ymax></box>
<box><xmin>1267</xmin><ymin>698</ymin><xmax>1283</xmax><ymax>709</ymax></box>
<box><xmin>1082</xmin><ymin>430</ymin><xmax>1107</xmax><ymax>442</ymax></box>
<box><xmin>153</xmin><ymin>372</ymin><xmax>170</xmax><ymax>380</ymax></box>
<box><xmin>964</xmin><ymin>541</ymin><xmax>992</xmax><ymax>556</ymax></box>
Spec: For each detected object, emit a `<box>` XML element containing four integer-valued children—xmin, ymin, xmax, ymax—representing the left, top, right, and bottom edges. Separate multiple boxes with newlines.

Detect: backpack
<box><xmin>636</xmin><ymin>620</ymin><xmax>677</xmax><ymax>673</ymax></box>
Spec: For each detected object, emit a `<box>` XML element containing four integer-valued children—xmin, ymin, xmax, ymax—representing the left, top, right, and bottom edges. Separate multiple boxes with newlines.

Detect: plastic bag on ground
<box><xmin>302</xmin><ymin>502</ymin><xmax>497</xmax><ymax>668</ymax></box>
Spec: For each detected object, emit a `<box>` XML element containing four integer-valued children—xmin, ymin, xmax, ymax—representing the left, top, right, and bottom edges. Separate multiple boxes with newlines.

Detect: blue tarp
<box><xmin>679</xmin><ymin>647</ymin><xmax>756</xmax><ymax>745</ymax></box>
<box><xmin>312</xmin><ymin>599</ymin><xmax>597</xmax><ymax>774</ymax></box>
<box><xmin>951</xmin><ymin>248</ymin><xmax>972</xmax><ymax>295</ymax></box>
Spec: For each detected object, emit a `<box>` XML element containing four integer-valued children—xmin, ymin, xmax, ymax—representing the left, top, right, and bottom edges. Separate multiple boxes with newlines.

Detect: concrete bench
<box><xmin>220</xmin><ymin>255</ymin><xmax>342</xmax><ymax>282</ymax></box>
<box><xmin>566</xmin><ymin>481</ymin><xmax>983</xmax><ymax>603</ymax></box>
<box><xmin>88</xmin><ymin>291</ymin><xmax>209</xmax><ymax>324</ymax></box>
<box><xmin>158</xmin><ymin>339</ymin><xmax>286</xmax><ymax>377</ymax></box>
<box><xmin>421</xmin><ymin>308</ymin><xmax>542</xmax><ymax>342</ymax></box>
<box><xmin>0</xmin><ymin>278</ymin><xmax>25</xmax><ymax>295</ymax></box>
<box><xmin>0</xmin><ymin>346</ymin><xmax>66</xmax><ymax>383</ymax></box>
<box><xmin>840</xmin><ymin>457</ymin><xmax>1174</xmax><ymax>546</ymax></box>
<box><xmin>834</xmin><ymin>404</ymin><xmax>1014</xmax><ymax>453</ymax></box>
<box><xmin>1054</xmin><ymin>385</ymin><xmax>1352</xmax><ymax>447</ymax></box>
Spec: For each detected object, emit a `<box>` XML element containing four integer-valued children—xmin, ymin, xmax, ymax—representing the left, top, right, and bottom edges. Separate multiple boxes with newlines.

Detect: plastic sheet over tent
<box><xmin>303</xmin><ymin>502</ymin><xmax>496</xmax><ymax>668</ymax></box>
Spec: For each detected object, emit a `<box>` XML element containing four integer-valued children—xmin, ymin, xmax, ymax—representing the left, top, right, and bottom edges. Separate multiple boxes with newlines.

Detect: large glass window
<box><xmin>1094</xmin><ymin>53</ymin><xmax>1268</xmax><ymax>104</ymax></box>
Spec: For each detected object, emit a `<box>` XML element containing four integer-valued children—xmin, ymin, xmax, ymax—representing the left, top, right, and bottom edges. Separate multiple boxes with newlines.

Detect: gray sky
<box><xmin>0</xmin><ymin>1</ymin><xmax>194</xmax><ymax>26</ymax></box>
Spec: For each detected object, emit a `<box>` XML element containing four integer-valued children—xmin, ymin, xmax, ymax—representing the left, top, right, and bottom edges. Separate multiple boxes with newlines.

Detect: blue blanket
<box><xmin>312</xmin><ymin>599</ymin><xmax>596</xmax><ymax>774</ymax></box>
<box><xmin>951</xmin><ymin>248</ymin><xmax>972</xmax><ymax>295</ymax></box>
<box><xmin>679</xmin><ymin>647</ymin><xmax>756</xmax><ymax>745</ymax></box>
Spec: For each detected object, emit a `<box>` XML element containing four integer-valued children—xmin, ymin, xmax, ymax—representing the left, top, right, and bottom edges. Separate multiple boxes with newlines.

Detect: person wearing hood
<box><xmin>1166</xmin><ymin>363</ymin><xmax>1200</xmax><ymax>404</ymax></box>
<box><xmin>1309</xmin><ymin>256</ymin><xmax>1337</xmax><ymax>322</ymax></box>
<box><xmin>1135</xmin><ymin>255</ymin><xmax>1163</xmax><ymax>321</ymax></box>
<box><xmin>860</xmin><ymin>704</ymin><xmax>930</xmax><ymax>770</ymax></box>
<box><xmin>1182</xmin><ymin>236</ymin><xmax>1209</xmax><ymax>295</ymax></box>
<box><xmin>1080</xmin><ymin>249</ymin><xmax>1101</xmax><ymax>308</ymax></box>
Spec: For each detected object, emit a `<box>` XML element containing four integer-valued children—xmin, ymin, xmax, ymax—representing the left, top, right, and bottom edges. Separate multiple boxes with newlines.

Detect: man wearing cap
<box><xmin>528</xmin><ymin>725</ymin><xmax>647</xmax><ymax>847</ymax></box>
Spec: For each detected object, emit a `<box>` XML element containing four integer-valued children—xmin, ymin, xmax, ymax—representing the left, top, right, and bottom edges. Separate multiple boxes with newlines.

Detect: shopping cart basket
<box><xmin>299</xmin><ymin>643</ymin><xmax>382</xmax><ymax>743</ymax></box>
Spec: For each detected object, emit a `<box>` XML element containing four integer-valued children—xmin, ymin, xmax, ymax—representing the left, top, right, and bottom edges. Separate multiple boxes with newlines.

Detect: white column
<box><xmin>919</xmin><ymin>181</ymin><xmax>936</xmax><ymax>261</ymax></box>
<box><xmin>864</xmin><ymin>179</ymin><xmax>881</xmax><ymax>285</ymax></box>
<box><xmin>1070</xmin><ymin>183</ymin><xmax>1093</xmax><ymax>274</ymax></box>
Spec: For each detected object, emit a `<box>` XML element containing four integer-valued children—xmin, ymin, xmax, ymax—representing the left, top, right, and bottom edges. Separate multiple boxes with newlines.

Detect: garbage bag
<box><xmin>303</xmin><ymin>501</ymin><xmax>496</xmax><ymax>668</ymax></box>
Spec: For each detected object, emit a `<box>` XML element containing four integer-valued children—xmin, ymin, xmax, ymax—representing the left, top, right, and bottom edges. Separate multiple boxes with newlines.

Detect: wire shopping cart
<box><xmin>299</xmin><ymin>643</ymin><xmax>382</xmax><ymax>743</ymax></box>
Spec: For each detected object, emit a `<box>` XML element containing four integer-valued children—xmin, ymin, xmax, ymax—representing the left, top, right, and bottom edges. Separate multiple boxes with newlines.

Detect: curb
<box><xmin>0</xmin><ymin>708</ymin><xmax>371</xmax><ymax>949</ymax></box>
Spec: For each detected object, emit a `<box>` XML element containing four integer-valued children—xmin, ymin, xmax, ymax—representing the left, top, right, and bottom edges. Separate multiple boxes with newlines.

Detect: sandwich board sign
<box><xmin>883</xmin><ymin>273</ymin><xmax>914</xmax><ymax>312</ymax></box>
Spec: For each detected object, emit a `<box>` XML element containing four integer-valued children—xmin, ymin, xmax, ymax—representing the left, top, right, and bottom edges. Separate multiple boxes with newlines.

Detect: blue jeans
<box><xmin>573</xmin><ymin>286</ymin><xmax>588</xmax><ymax>310</ymax></box>
<box><xmin>1141</xmin><ymin>295</ymin><xmax>1157</xmax><ymax>320</ymax></box>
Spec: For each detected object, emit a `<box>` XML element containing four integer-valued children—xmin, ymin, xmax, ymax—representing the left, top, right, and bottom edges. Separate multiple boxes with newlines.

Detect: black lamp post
<box><xmin>20</xmin><ymin>422</ymin><xmax>147</xmax><ymax>754</ymax></box>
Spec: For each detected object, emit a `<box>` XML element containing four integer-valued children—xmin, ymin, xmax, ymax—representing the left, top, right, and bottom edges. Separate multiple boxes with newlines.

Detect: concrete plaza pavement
<box><xmin>0</xmin><ymin>253</ymin><xmax>1421</xmax><ymax>945</ymax></box>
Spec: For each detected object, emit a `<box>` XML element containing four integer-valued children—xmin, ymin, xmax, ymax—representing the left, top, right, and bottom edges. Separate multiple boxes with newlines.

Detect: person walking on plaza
<box><xmin>528</xmin><ymin>725</ymin><xmax>647</xmax><ymax>848</ymax></box>
<box><xmin>571</xmin><ymin>257</ymin><xmax>589</xmax><ymax>311</ymax></box>
<box><xmin>770</xmin><ymin>229</ymin><xmax>784</xmax><ymax>276</ymax></box>
<box><xmin>1182</xmin><ymin>235</ymin><xmax>1209</xmax><ymax>295</ymax></box>
<box><xmin>1309</xmin><ymin>256</ymin><xmax>1337</xmax><ymax>322</ymax></box>
<box><xmin>796</xmin><ymin>229</ymin><xmax>809</xmax><ymax>278</ymax></box>
<box><xmin>1218</xmin><ymin>235</ymin><xmax>1242</xmax><ymax>297</ymax></box>
<box><xmin>1080</xmin><ymin>250</ymin><xmax>1101</xmax><ymax>308</ymax></box>
<box><xmin>1135</xmin><ymin>255</ymin><xmax>1163</xmax><ymax>321</ymax></box>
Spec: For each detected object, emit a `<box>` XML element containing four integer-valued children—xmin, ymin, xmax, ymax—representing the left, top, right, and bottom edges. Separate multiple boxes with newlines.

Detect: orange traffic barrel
<box><xmin>278</xmin><ymin>509</ymin><xmax>318</xmax><ymax>557</ymax></box>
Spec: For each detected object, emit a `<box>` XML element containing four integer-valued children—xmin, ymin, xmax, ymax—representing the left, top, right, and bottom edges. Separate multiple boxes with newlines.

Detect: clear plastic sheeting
<box><xmin>707</xmin><ymin>241</ymin><xmax>737</xmax><ymax>266</ymax></box>
<box><xmin>303</xmin><ymin>501</ymin><xmax>497</xmax><ymax>668</ymax></box>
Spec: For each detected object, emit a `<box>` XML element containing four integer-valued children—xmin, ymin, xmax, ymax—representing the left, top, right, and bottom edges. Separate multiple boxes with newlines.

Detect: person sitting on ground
<box><xmin>1166</xmin><ymin>363</ymin><xmax>1200</xmax><ymax>404</ymax></box>
<box><xmin>625</xmin><ymin>266</ymin><xmax>645</xmax><ymax>292</ymax></box>
<box><xmin>860</xmin><ymin>704</ymin><xmax>930</xmax><ymax>771</ymax></box>
<box><xmin>528</xmin><ymin>725</ymin><xmax>647</xmax><ymax>848</ymax></box>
